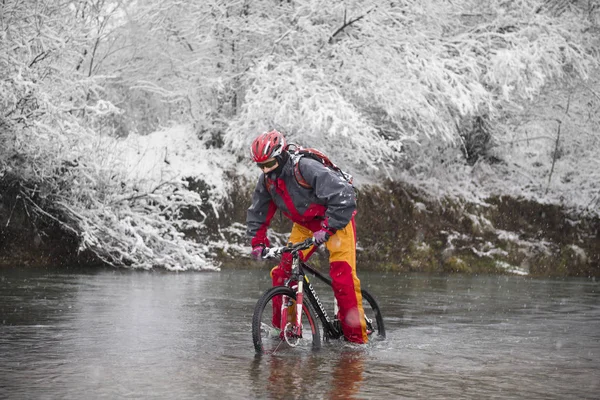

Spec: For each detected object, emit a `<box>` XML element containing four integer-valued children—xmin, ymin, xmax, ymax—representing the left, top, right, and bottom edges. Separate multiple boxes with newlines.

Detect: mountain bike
<box><xmin>252</xmin><ymin>238</ymin><xmax>385</xmax><ymax>354</ymax></box>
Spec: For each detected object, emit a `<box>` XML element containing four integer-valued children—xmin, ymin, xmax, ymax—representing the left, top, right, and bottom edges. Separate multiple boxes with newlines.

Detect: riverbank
<box><xmin>2</xmin><ymin>179</ymin><xmax>598</xmax><ymax>276</ymax></box>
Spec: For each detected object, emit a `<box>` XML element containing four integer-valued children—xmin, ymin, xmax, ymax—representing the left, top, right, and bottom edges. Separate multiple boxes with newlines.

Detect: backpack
<box><xmin>286</xmin><ymin>143</ymin><xmax>356</xmax><ymax>193</ymax></box>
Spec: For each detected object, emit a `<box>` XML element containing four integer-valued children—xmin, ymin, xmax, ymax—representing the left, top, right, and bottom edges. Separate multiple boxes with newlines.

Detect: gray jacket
<box><xmin>246</xmin><ymin>155</ymin><xmax>356</xmax><ymax>246</ymax></box>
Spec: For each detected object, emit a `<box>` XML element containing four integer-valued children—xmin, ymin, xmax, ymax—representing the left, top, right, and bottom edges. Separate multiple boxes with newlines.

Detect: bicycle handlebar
<box><xmin>262</xmin><ymin>238</ymin><xmax>315</xmax><ymax>259</ymax></box>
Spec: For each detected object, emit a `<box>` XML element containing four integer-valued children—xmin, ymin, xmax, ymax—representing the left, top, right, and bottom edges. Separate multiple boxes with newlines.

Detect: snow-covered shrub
<box><xmin>0</xmin><ymin>1</ymin><xmax>223</xmax><ymax>270</ymax></box>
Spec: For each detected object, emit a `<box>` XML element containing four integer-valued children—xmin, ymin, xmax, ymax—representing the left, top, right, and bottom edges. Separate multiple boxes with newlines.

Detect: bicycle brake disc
<box><xmin>283</xmin><ymin>322</ymin><xmax>300</xmax><ymax>347</ymax></box>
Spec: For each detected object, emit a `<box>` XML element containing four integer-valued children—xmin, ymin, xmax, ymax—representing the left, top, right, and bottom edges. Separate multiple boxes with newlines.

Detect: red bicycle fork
<box><xmin>281</xmin><ymin>280</ymin><xmax>304</xmax><ymax>339</ymax></box>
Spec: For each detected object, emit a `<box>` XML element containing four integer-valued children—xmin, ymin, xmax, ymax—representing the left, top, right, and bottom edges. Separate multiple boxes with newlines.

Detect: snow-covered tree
<box><xmin>0</xmin><ymin>0</ymin><xmax>219</xmax><ymax>270</ymax></box>
<box><xmin>227</xmin><ymin>1</ymin><xmax>597</xmax><ymax>174</ymax></box>
<box><xmin>107</xmin><ymin>1</ymin><xmax>596</xmax><ymax>176</ymax></box>
<box><xmin>2</xmin><ymin>0</ymin><xmax>599</xmax><ymax>269</ymax></box>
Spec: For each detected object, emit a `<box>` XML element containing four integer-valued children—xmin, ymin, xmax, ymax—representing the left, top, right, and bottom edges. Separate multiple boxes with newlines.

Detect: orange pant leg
<box><xmin>326</xmin><ymin>217</ymin><xmax>368</xmax><ymax>344</ymax></box>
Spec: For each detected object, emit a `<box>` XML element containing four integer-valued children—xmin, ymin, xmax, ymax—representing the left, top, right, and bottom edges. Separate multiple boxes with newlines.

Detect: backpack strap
<box><xmin>264</xmin><ymin>174</ymin><xmax>274</xmax><ymax>192</ymax></box>
<box><xmin>293</xmin><ymin>157</ymin><xmax>312</xmax><ymax>189</ymax></box>
<box><xmin>285</xmin><ymin>143</ymin><xmax>311</xmax><ymax>189</ymax></box>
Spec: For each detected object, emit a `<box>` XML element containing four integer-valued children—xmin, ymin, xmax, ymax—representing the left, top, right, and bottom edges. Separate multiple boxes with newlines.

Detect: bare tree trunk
<box><xmin>546</xmin><ymin>94</ymin><xmax>572</xmax><ymax>194</ymax></box>
<box><xmin>546</xmin><ymin>119</ymin><xmax>562</xmax><ymax>194</ymax></box>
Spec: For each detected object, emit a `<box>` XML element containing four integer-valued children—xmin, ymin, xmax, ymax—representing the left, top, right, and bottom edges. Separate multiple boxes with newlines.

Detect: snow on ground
<box><xmin>116</xmin><ymin>124</ymin><xmax>240</xmax><ymax>196</ymax></box>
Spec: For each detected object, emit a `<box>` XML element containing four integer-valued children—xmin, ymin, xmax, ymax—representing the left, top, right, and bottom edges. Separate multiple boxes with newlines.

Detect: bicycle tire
<box><xmin>361</xmin><ymin>289</ymin><xmax>386</xmax><ymax>340</ymax></box>
<box><xmin>252</xmin><ymin>286</ymin><xmax>321</xmax><ymax>354</ymax></box>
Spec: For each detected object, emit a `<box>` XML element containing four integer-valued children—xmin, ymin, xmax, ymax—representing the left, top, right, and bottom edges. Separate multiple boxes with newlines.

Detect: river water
<box><xmin>0</xmin><ymin>266</ymin><xmax>598</xmax><ymax>399</ymax></box>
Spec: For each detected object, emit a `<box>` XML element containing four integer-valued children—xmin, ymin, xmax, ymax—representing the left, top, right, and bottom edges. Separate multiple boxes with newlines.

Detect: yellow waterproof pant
<box><xmin>271</xmin><ymin>218</ymin><xmax>368</xmax><ymax>344</ymax></box>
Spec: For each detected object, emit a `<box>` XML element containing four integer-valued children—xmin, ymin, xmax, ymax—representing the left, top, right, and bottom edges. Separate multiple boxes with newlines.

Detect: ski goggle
<box><xmin>256</xmin><ymin>159</ymin><xmax>278</xmax><ymax>169</ymax></box>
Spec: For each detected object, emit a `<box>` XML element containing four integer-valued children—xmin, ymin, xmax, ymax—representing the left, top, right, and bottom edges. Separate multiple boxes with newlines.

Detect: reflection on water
<box><xmin>0</xmin><ymin>267</ymin><xmax>598</xmax><ymax>399</ymax></box>
<box><xmin>249</xmin><ymin>349</ymin><xmax>366</xmax><ymax>400</ymax></box>
<box><xmin>328</xmin><ymin>350</ymin><xmax>365</xmax><ymax>399</ymax></box>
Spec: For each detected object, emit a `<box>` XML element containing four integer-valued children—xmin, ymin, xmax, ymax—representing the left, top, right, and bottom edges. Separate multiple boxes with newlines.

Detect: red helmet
<box><xmin>250</xmin><ymin>130</ymin><xmax>287</xmax><ymax>163</ymax></box>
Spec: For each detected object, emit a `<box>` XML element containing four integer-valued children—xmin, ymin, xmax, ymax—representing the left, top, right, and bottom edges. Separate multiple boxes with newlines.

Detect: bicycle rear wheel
<box><xmin>361</xmin><ymin>289</ymin><xmax>386</xmax><ymax>340</ymax></box>
<box><xmin>252</xmin><ymin>286</ymin><xmax>321</xmax><ymax>354</ymax></box>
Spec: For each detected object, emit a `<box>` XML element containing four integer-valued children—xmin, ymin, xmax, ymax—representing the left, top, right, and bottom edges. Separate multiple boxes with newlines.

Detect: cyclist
<box><xmin>246</xmin><ymin>129</ymin><xmax>368</xmax><ymax>344</ymax></box>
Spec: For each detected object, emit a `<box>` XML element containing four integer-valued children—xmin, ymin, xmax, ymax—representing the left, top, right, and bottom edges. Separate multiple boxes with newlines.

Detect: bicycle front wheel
<box><xmin>252</xmin><ymin>286</ymin><xmax>321</xmax><ymax>354</ymax></box>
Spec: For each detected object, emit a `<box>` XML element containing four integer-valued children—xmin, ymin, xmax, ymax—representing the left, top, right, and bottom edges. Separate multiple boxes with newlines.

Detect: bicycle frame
<box><xmin>254</xmin><ymin>239</ymin><xmax>384</xmax><ymax>352</ymax></box>
<box><xmin>263</xmin><ymin>237</ymin><xmax>381</xmax><ymax>347</ymax></box>
<box><xmin>283</xmin><ymin>250</ymin><xmax>344</xmax><ymax>342</ymax></box>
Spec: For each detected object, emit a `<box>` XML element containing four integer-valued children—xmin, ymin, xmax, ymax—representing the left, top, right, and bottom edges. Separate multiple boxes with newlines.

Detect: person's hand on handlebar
<box><xmin>313</xmin><ymin>227</ymin><xmax>336</xmax><ymax>245</ymax></box>
<box><xmin>262</xmin><ymin>247</ymin><xmax>279</xmax><ymax>259</ymax></box>
<box><xmin>252</xmin><ymin>238</ymin><xmax>315</xmax><ymax>261</ymax></box>
<box><xmin>251</xmin><ymin>245</ymin><xmax>281</xmax><ymax>260</ymax></box>
<box><xmin>250</xmin><ymin>245</ymin><xmax>267</xmax><ymax>261</ymax></box>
